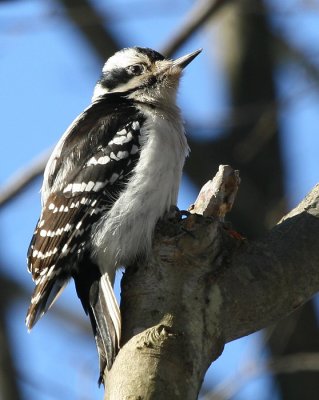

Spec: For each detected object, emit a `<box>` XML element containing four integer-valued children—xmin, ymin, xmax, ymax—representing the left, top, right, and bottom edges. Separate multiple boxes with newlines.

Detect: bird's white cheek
<box><xmin>92</xmin><ymin>83</ymin><xmax>109</xmax><ymax>101</ymax></box>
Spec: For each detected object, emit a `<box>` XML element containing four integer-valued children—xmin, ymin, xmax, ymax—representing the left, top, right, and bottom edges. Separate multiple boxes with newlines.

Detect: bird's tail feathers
<box><xmin>89</xmin><ymin>273</ymin><xmax>121</xmax><ymax>384</ymax></box>
<box><xmin>100</xmin><ymin>273</ymin><xmax>121</xmax><ymax>343</ymax></box>
<box><xmin>26</xmin><ymin>278</ymin><xmax>67</xmax><ymax>330</ymax></box>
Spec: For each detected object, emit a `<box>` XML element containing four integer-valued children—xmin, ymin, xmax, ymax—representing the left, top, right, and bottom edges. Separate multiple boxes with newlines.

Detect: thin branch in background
<box><xmin>161</xmin><ymin>0</ymin><xmax>232</xmax><ymax>57</ymax></box>
<box><xmin>62</xmin><ymin>0</ymin><xmax>234</xmax><ymax>59</ymax></box>
<box><xmin>272</xmin><ymin>28</ymin><xmax>319</xmax><ymax>83</ymax></box>
<box><xmin>0</xmin><ymin>149</ymin><xmax>51</xmax><ymax>208</ymax></box>
<box><xmin>202</xmin><ymin>352</ymin><xmax>319</xmax><ymax>400</ymax></box>
<box><xmin>59</xmin><ymin>0</ymin><xmax>120</xmax><ymax>59</ymax></box>
<box><xmin>0</xmin><ymin>274</ymin><xmax>91</xmax><ymax>335</ymax></box>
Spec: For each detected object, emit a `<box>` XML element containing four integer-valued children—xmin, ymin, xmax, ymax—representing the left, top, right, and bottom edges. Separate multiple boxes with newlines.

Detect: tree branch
<box><xmin>161</xmin><ymin>0</ymin><xmax>232</xmax><ymax>57</ymax></box>
<box><xmin>104</xmin><ymin>166</ymin><xmax>319</xmax><ymax>399</ymax></box>
<box><xmin>0</xmin><ymin>150</ymin><xmax>50</xmax><ymax>208</ymax></box>
<box><xmin>58</xmin><ymin>0</ymin><xmax>120</xmax><ymax>59</ymax></box>
<box><xmin>204</xmin><ymin>352</ymin><xmax>319</xmax><ymax>400</ymax></box>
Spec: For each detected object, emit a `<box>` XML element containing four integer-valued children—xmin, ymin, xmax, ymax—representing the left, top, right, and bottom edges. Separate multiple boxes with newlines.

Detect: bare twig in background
<box><xmin>203</xmin><ymin>352</ymin><xmax>319</xmax><ymax>400</ymax></box>
<box><xmin>273</xmin><ymin>30</ymin><xmax>319</xmax><ymax>83</ymax></box>
<box><xmin>0</xmin><ymin>150</ymin><xmax>50</xmax><ymax>208</ymax></box>
<box><xmin>0</xmin><ymin>274</ymin><xmax>91</xmax><ymax>335</ymax></box>
<box><xmin>59</xmin><ymin>0</ymin><xmax>120</xmax><ymax>59</ymax></box>
<box><xmin>161</xmin><ymin>0</ymin><xmax>232</xmax><ymax>57</ymax></box>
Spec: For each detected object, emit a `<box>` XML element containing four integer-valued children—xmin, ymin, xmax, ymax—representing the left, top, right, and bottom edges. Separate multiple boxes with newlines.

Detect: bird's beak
<box><xmin>172</xmin><ymin>49</ymin><xmax>202</xmax><ymax>69</ymax></box>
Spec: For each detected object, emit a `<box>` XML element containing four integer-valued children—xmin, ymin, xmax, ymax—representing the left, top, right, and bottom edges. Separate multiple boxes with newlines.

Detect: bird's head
<box><xmin>92</xmin><ymin>47</ymin><xmax>202</xmax><ymax>104</ymax></box>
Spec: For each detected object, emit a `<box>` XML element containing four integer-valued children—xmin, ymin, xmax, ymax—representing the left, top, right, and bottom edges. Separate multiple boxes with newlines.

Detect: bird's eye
<box><xmin>127</xmin><ymin>64</ymin><xmax>145</xmax><ymax>76</ymax></box>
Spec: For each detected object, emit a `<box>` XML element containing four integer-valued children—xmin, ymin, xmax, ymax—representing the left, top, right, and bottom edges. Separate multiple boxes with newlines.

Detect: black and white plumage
<box><xmin>26</xmin><ymin>46</ymin><xmax>201</xmax><ymax>381</ymax></box>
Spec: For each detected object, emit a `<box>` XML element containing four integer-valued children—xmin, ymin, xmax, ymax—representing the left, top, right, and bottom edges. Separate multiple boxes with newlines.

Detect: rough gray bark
<box><xmin>103</xmin><ymin>166</ymin><xmax>319</xmax><ymax>399</ymax></box>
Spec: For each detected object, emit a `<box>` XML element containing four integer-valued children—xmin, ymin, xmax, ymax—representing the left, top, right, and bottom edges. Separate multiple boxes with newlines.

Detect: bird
<box><xmin>26</xmin><ymin>46</ymin><xmax>202</xmax><ymax>382</ymax></box>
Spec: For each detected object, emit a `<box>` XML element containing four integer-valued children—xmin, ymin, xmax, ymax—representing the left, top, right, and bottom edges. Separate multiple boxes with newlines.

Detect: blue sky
<box><xmin>1</xmin><ymin>0</ymin><xmax>319</xmax><ymax>399</ymax></box>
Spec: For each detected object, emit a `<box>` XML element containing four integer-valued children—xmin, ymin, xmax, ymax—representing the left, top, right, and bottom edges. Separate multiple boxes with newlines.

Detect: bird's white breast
<box><xmin>92</xmin><ymin>104</ymin><xmax>189</xmax><ymax>281</ymax></box>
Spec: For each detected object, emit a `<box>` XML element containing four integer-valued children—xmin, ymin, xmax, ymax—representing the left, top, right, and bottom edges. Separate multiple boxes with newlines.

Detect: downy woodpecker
<box><xmin>26</xmin><ymin>46</ymin><xmax>201</xmax><ymax>381</ymax></box>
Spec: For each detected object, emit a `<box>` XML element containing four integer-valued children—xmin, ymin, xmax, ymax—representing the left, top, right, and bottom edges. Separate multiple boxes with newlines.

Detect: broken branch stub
<box><xmin>188</xmin><ymin>164</ymin><xmax>240</xmax><ymax>219</ymax></box>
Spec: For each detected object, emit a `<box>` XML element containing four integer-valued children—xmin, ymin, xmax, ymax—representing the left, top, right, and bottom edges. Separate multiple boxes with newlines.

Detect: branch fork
<box><xmin>104</xmin><ymin>165</ymin><xmax>319</xmax><ymax>400</ymax></box>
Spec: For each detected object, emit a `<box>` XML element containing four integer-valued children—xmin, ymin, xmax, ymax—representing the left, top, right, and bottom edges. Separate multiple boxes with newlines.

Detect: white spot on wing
<box><xmin>75</xmin><ymin>229</ymin><xmax>85</xmax><ymax>237</ymax></box>
<box><xmin>117</xmin><ymin>151</ymin><xmax>129</xmax><ymax>159</ymax></box>
<box><xmin>70</xmin><ymin>201</ymin><xmax>80</xmax><ymax>209</ymax></box>
<box><xmin>109</xmin><ymin>134</ymin><xmax>132</xmax><ymax>146</ymax></box>
<box><xmin>31</xmin><ymin>291</ymin><xmax>42</xmax><ymax>304</ymax></box>
<box><xmin>93</xmin><ymin>181</ymin><xmax>107</xmax><ymax>192</ymax></box>
<box><xmin>86</xmin><ymin>181</ymin><xmax>95</xmax><ymax>191</ymax></box>
<box><xmin>72</xmin><ymin>183</ymin><xmax>82</xmax><ymax>193</ymax></box>
<box><xmin>117</xmin><ymin>128</ymin><xmax>127</xmax><ymax>136</ymax></box>
<box><xmin>63</xmin><ymin>184</ymin><xmax>73</xmax><ymax>193</ymax></box>
<box><xmin>110</xmin><ymin>152</ymin><xmax>119</xmax><ymax>161</ymax></box>
<box><xmin>110</xmin><ymin>173</ymin><xmax>119</xmax><ymax>184</ymax></box>
<box><xmin>76</xmin><ymin>221</ymin><xmax>82</xmax><ymax>229</ymax></box>
<box><xmin>87</xmin><ymin>157</ymin><xmax>98</xmax><ymax>166</ymax></box>
<box><xmin>97</xmin><ymin>156</ymin><xmax>110</xmax><ymax>165</ymax></box>
<box><xmin>40</xmin><ymin>267</ymin><xmax>48</xmax><ymax>276</ymax></box>
<box><xmin>47</xmin><ymin>265</ymin><xmax>55</xmax><ymax>277</ymax></box>
<box><xmin>90</xmin><ymin>207</ymin><xmax>104</xmax><ymax>215</ymax></box>
<box><xmin>37</xmin><ymin>251</ymin><xmax>44</xmax><ymax>259</ymax></box>
<box><xmin>64</xmin><ymin>223</ymin><xmax>72</xmax><ymax>232</ymax></box>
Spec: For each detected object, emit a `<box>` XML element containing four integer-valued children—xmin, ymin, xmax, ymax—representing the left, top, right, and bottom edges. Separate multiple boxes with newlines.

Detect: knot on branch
<box><xmin>136</xmin><ymin>324</ymin><xmax>179</xmax><ymax>351</ymax></box>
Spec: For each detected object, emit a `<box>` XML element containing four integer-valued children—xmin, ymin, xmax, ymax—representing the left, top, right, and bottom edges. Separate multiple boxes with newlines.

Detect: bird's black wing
<box><xmin>26</xmin><ymin>94</ymin><xmax>146</xmax><ymax>377</ymax></box>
